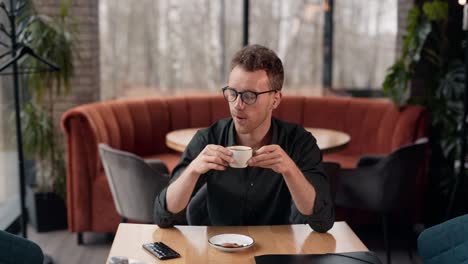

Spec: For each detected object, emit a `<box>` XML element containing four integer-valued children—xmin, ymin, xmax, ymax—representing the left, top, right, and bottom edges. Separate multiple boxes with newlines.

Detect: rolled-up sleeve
<box><xmin>289</xmin><ymin>130</ymin><xmax>335</xmax><ymax>233</ymax></box>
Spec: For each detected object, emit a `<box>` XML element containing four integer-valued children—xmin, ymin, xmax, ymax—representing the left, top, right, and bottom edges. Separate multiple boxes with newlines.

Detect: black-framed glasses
<box><xmin>222</xmin><ymin>86</ymin><xmax>277</xmax><ymax>105</ymax></box>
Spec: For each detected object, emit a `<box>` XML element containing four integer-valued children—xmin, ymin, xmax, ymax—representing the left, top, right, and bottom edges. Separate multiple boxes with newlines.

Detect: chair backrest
<box><xmin>98</xmin><ymin>144</ymin><xmax>170</xmax><ymax>222</ymax></box>
<box><xmin>0</xmin><ymin>230</ymin><xmax>44</xmax><ymax>264</ymax></box>
<box><xmin>418</xmin><ymin>214</ymin><xmax>468</xmax><ymax>264</ymax></box>
<box><xmin>378</xmin><ymin>137</ymin><xmax>428</xmax><ymax>212</ymax></box>
<box><xmin>336</xmin><ymin>138</ymin><xmax>428</xmax><ymax>212</ymax></box>
<box><xmin>321</xmin><ymin>161</ymin><xmax>340</xmax><ymax>203</ymax></box>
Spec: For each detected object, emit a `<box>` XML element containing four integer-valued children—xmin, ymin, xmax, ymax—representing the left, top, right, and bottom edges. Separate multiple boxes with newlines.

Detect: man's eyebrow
<box><xmin>229</xmin><ymin>87</ymin><xmax>256</xmax><ymax>93</ymax></box>
<box><xmin>241</xmin><ymin>89</ymin><xmax>256</xmax><ymax>93</ymax></box>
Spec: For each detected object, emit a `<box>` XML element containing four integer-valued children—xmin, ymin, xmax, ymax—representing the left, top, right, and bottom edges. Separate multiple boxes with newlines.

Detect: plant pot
<box><xmin>26</xmin><ymin>186</ymin><xmax>67</xmax><ymax>232</ymax></box>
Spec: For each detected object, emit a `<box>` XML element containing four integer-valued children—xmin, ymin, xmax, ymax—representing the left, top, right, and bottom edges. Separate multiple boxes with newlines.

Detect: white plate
<box><xmin>208</xmin><ymin>234</ymin><xmax>254</xmax><ymax>252</ymax></box>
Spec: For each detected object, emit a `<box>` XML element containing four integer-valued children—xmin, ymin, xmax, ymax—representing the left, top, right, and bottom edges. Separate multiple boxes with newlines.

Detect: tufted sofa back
<box><xmin>276</xmin><ymin>96</ymin><xmax>427</xmax><ymax>155</ymax></box>
<box><xmin>62</xmin><ymin>95</ymin><xmax>427</xmax><ymax>182</ymax></box>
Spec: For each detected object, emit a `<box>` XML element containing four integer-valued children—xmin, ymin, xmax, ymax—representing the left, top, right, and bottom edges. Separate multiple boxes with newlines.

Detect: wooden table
<box><xmin>107</xmin><ymin>222</ymin><xmax>367</xmax><ymax>264</ymax></box>
<box><xmin>166</xmin><ymin>127</ymin><xmax>350</xmax><ymax>153</ymax></box>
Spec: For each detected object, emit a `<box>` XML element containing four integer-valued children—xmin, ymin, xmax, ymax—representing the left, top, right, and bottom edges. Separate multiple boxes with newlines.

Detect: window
<box><xmin>333</xmin><ymin>0</ymin><xmax>397</xmax><ymax>90</ymax></box>
<box><xmin>0</xmin><ymin>77</ymin><xmax>21</xmax><ymax>229</ymax></box>
<box><xmin>100</xmin><ymin>0</ymin><xmax>397</xmax><ymax>99</ymax></box>
<box><xmin>100</xmin><ymin>0</ymin><xmax>242</xmax><ymax>99</ymax></box>
<box><xmin>250</xmin><ymin>0</ymin><xmax>324</xmax><ymax>95</ymax></box>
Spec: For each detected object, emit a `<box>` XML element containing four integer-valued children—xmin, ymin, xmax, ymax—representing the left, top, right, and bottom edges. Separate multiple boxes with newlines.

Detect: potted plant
<box><xmin>18</xmin><ymin>0</ymin><xmax>78</xmax><ymax>231</ymax></box>
<box><xmin>383</xmin><ymin>0</ymin><xmax>466</xmax><ymax>224</ymax></box>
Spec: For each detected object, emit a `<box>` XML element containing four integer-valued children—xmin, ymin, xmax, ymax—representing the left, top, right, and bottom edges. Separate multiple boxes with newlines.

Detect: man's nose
<box><xmin>233</xmin><ymin>95</ymin><xmax>245</xmax><ymax>109</ymax></box>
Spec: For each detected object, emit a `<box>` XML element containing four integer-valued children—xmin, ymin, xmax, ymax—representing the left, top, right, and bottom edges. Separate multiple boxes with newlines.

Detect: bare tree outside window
<box><xmin>99</xmin><ymin>0</ymin><xmax>396</xmax><ymax>99</ymax></box>
<box><xmin>100</xmin><ymin>0</ymin><xmax>242</xmax><ymax>99</ymax></box>
<box><xmin>250</xmin><ymin>0</ymin><xmax>325</xmax><ymax>95</ymax></box>
<box><xmin>333</xmin><ymin>0</ymin><xmax>397</xmax><ymax>90</ymax></box>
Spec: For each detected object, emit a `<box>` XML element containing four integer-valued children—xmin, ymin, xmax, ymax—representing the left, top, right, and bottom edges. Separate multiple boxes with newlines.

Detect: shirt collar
<box><xmin>227</xmin><ymin>117</ymin><xmax>279</xmax><ymax>147</ymax></box>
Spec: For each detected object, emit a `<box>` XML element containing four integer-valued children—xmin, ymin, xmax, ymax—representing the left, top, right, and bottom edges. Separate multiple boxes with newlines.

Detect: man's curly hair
<box><xmin>231</xmin><ymin>44</ymin><xmax>284</xmax><ymax>91</ymax></box>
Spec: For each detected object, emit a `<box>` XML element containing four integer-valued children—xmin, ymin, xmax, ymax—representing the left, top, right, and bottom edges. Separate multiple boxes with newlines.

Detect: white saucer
<box><xmin>208</xmin><ymin>234</ymin><xmax>254</xmax><ymax>252</ymax></box>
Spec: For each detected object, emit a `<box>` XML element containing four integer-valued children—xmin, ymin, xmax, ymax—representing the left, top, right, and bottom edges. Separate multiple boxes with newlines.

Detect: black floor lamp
<box><xmin>0</xmin><ymin>0</ymin><xmax>58</xmax><ymax>239</ymax></box>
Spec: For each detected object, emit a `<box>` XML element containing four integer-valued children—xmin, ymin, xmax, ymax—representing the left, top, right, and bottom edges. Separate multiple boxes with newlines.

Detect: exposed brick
<box><xmin>32</xmin><ymin>0</ymin><xmax>100</xmax><ymax>128</ymax></box>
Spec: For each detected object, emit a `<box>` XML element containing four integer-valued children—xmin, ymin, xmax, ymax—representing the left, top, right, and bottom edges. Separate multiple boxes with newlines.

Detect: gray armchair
<box><xmin>335</xmin><ymin>137</ymin><xmax>428</xmax><ymax>264</ymax></box>
<box><xmin>98</xmin><ymin>144</ymin><xmax>170</xmax><ymax>223</ymax></box>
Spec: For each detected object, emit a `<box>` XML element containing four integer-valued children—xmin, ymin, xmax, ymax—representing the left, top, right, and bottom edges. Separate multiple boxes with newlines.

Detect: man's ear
<box><xmin>271</xmin><ymin>91</ymin><xmax>282</xmax><ymax>109</ymax></box>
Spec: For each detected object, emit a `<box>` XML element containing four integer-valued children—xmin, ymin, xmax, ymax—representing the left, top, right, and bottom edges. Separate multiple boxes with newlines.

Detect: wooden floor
<box><xmin>27</xmin><ymin>225</ymin><xmax>111</xmax><ymax>264</ymax></box>
<box><xmin>27</xmin><ymin>224</ymin><xmax>422</xmax><ymax>264</ymax></box>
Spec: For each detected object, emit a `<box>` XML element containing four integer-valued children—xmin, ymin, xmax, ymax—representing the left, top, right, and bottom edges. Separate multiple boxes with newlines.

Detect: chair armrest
<box><xmin>61</xmin><ymin>112</ymin><xmax>100</xmax><ymax>232</ymax></box>
<box><xmin>145</xmin><ymin>159</ymin><xmax>170</xmax><ymax>175</ymax></box>
<box><xmin>356</xmin><ymin>155</ymin><xmax>385</xmax><ymax>167</ymax></box>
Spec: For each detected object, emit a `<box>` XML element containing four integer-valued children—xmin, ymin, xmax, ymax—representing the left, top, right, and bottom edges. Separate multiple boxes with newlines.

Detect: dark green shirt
<box><xmin>154</xmin><ymin>117</ymin><xmax>335</xmax><ymax>232</ymax></box>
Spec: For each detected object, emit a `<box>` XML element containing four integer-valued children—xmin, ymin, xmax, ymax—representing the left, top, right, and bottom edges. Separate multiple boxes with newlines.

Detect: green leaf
<box><xmin>21</xmin><ymin>102</ymin><xmax>53</xmax><ymax>158</ymax></box>
<box><xmin>423</xmin><ymin>0</ymin><xmax>448</xmax><ymax>21</ymax></box>
<box><xmin>402</xmin><ymin>7</ymin><xmax>421</xmax><ymax>57</ymax></box>
<box><xmin>383</xmin><ymin>60</ymin><xmax>410</xmax><ymax>106</ymax></box>
<box><xmin>411</xmin><ymin>21</ymin><xmax>432</xmax><ymax>62</ymax></box>
<box><xmin>16</xmin><ymin>0</ymin><xmax>78</xmax><ymax>194</ymax></box>
<box><xmin>425</xmin><ymin>48</ymin><xmax>442</xmax><ymax>66</ymax></box>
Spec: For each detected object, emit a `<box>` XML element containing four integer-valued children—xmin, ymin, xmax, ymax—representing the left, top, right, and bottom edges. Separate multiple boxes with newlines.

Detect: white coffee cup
<box><xmin>227</xmin><ymin>146</ymin><xmax>253</xmax><ymax>168</ymax></box>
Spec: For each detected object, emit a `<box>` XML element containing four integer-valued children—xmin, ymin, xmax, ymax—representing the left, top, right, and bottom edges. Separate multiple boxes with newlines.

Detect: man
<box><xmin>154</xmin><ymin>44</ymin><xmax>334</xmax><ymax>232</ymax></box>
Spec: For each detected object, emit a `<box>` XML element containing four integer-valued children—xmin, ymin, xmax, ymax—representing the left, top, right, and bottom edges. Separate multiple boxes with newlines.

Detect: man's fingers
<box><xmin>252</xmin><ymin>158</ymin><xmax>282</xmax><ymax>168</ymax></box>
<box><xmin>204</xmin><ymin>145</ymin><xmax>234</xmax><ymax>162</ymax></box>
<box><xmin>203</xmin><ymin>155</ymin><xmax>229</xmax><ymax>166</ymax></box>
<box><xmin>250</xmin><ymin>152</ymin><xmax>281</xmax><ymax>164</ymax></box>
<box><xmin>200</xmin><ymin>156</ymin><xmax>228</xmax><ymax>170</ymax></box>
<box><xmin>207</xmin><ymin>144</ymin><xmax>232</xmax><ymax>156</ymax></box>
<box><xmin>255</xmin><ymin>144</ymin><xmax>278</xmax><ymax>154</ymax></box>
<box><xmin>204</xmin><ymin>149</ymin><xmax>234</xmax><ymax>164</ymax></box>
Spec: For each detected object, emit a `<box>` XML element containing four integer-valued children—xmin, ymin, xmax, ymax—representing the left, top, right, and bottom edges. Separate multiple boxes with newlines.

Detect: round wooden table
<box><xmin>166</xmin><ymin>127</ymin><xmax>350</xmax><ymax>153</ymax></box>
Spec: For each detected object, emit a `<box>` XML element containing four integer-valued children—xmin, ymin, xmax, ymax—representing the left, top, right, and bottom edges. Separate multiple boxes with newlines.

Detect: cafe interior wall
<box><xmin>32</xmin><ymin>0</ymin><xmax>100</xmax><ymax>127</ymax></box>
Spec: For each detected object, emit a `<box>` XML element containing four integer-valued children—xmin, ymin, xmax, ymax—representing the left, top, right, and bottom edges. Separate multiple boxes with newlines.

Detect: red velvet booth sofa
<box><xmin>61</xmin><ymin>95</ymin><xmax>428</xmax><ymax>237</ymax></box>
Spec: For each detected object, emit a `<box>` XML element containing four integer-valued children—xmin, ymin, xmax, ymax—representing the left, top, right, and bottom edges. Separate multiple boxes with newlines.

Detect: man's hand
<box><xmin>247</xmin><ymin>144</ymin><xmax>294</xmax><ymax>174</ymax></box>
<box><xmin>188</xmin><ymin>144</ymin><xmax>234</xmax><ymax>175</ymax></box>
<box><xmin>248</xmin><ymin>144</ymin><xmax>316</xmax><ymax>215</ymax></box>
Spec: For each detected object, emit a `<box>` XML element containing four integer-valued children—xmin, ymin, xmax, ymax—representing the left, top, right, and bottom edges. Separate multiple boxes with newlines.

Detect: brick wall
<box><xmin>32</xmin><ymin>0</ymin><xmax>100</xmax><ymax>125</ymax></box>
